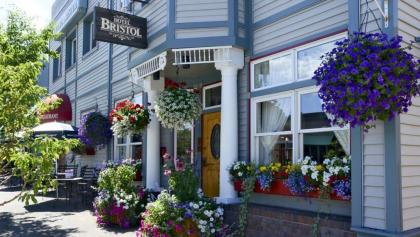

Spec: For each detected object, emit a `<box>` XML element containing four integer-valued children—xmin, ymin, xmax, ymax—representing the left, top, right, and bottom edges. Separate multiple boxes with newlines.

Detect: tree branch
<box><xmin>0</xmin><ymin>191</ymin><xmax>22</xmax><ymax>206</ymax></box>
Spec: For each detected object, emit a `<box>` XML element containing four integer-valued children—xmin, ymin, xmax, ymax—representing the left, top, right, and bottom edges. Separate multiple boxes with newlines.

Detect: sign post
<box><xmin>94</xmin><ymin>7</ymin><xmax>147</xmax><ymax>49</ymax></box>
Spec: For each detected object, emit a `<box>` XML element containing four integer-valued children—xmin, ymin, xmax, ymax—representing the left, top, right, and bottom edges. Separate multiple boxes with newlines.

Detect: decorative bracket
<box><xmin>130</xmin><ymin>51</ymin><xmax>167</xmax><ymax>84</ymax></box>
<box><xmin>373</xmin><ymin>0</ymin><xmax>389</xmax><ymax>28</ymax></box>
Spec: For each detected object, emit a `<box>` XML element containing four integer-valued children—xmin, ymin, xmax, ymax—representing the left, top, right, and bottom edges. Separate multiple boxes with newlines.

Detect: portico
<box><xmin>130</xmin><ymin>46</ymin><xmax>244</xmax><ymax>203</ymax></box>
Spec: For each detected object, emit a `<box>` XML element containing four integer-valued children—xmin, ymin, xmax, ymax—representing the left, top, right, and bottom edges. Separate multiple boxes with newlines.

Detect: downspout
<box><xmin>74</xmin><ymin>23</ymin><xmax>78</xmax><ymax>127</ymax></box>
<box><xmin>107</xmin><ymin>0</ymin><xmax>114</xmax><ymax>161</ymax></box>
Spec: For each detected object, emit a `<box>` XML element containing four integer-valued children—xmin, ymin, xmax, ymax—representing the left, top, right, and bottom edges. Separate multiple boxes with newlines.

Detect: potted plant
<box><xmin>323</xmin><ymin>157</ymin><xmax>351</xmax><ymax>201</ymax></box>
<box><xmin>155</xmin><ymin>87</ymin><xmax>202</xmax><ymax>129</ymax></box>
<box><xmin>78</xmin><ymin>112</ymin><xmax>112</xmax><ymax>149</ymax></box>
<box><xmin>228</xmin><ymin>161</ymin><xmax>253</xmax><ymax>192</ymax></box>
<box><xmin>109</xmin><ymin>100</ymin><xmax>150</xmax><ymax>137</ymax></box>
<box><xmin>313</xmin><ymin>32</ymin><xmax>420</xmax><ymax>130</ymax></box>
<box><xmin>93</xmin><ymin>164</ymin><xmax>156</xmax><ymax>228</ymax></box>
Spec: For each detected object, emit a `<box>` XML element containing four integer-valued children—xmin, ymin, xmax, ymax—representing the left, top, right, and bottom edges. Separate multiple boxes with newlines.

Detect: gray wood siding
<box><xmin>252</xmin><ymin>0</ymin><xmax>304</xmax><ymax>23</ymax></box>
<box><xmin>175</xmin><ymin>27</ymin><xmax>229</xmax><ymax>39</ymax></box>
<box><xmin>238</xmin><ymin>0</ymin><xmax>245</xmax><ymax>24</ymax></box>
<box><xmin>253</xmin><ymin>0</ymin><xmax>348</xmax><ymax>55</ymax></box>
<box><xmin>360</xmin><ymin>0</ymin><xmax>384</xmax><ymax>33</ymax></box>
<box><xmin>363</xmin><ymin>121</ymin><xmax>386</xmax><ymax>230</ymax></box>
<box><xmin>238</xmin><ymin>57</ymin><xmax>249</xmax><ymax>161</ymax></box>
<box><xmin>129</xmin><ymin>33</ymin><xmax>166</xmax><ymax>62</ymax></box>
<box><xmin>398</xmin><ymin>0</ymin><xmax>420</xmax><ymax>60</ymax></box>
<box><xmin>137</xmin><ymin>0</ymin><xmax>167</xmax><ymax>36</ymax></box>
<box><xmin>400</xmin><ymin>99</ymin><xmax>420</xmax><ymax>231</ymax></box>
<box><xmin>175</xmin><ymin>0</ymin><xmax>228</xmax><ymax>23</ymax></box>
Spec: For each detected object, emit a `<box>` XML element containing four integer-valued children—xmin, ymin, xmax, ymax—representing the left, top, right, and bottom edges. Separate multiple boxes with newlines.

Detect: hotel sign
<box><xmin>94</xmin><ymin>7</ymin><xmax>148</xmax><ymax>49</ymax></box>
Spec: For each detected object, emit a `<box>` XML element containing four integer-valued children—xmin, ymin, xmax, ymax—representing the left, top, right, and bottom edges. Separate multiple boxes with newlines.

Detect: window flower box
<box><xmin>254</xmin><ymin>179</ymin><xmax>293</xmax><ymax>196</ymax></box>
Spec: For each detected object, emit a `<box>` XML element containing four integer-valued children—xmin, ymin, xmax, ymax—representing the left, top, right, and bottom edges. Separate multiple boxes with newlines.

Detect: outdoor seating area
<box><xmin>53</xmin><ymin>165</ymin><xmax>100</xmax><ymax>205</ymax></box>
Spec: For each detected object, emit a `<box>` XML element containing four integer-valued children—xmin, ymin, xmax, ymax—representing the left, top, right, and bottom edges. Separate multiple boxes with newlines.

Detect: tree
<box><xmin>0</xmin><ymin>11</ymin><xmax>79</xmax><ymax>205</ymax></box>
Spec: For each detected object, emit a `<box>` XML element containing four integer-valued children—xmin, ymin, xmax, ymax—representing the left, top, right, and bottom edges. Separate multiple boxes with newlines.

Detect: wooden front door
<box><xmin>202</xmin><ymin>112</ymin><xmax>221</xmax><ymax>197</ymax></box>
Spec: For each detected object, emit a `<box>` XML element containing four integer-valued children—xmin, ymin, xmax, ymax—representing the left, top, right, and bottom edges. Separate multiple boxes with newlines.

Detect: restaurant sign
<box><xmin>94</xmin><ymin>7</ymin><xmax>147</xmax><ymax>49</ymax></box>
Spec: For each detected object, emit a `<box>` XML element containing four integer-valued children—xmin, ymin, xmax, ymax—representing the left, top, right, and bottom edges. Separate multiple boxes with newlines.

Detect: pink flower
<box><xmin>164</xmin><ymin>169</ymin><xmax>172</xmax><ymax>176</ymax></box>
<box><xmin>174</xmin><ymin>158</ymin><xmax>185</xmax><ymax>172</ymax></box>
<box><xmin>162</xmin><ymin>153</ymin><xmax>172</xmax><ymax>161</ymax></box>
<box><xmin>175</xmin><ymin>224</ymin><xmax>183</xmax><ymax>232</ymax></box>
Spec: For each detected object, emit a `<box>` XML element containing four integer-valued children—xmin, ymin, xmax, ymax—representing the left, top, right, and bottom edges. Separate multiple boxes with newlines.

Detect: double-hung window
<box><xmin>53</xmin><ymin>46</ymin><xmax>62</xmax><ymax>81</ymax></box>
<box><xmin>83</xmin><ymin>15</ymin><xmax>97</xmax><ymax>55</ymax></box>
<box><xmin>65</xmin><ymin>31</ymin><xmax>77</xmax><ymax>69</ymax></box>
<box><xmin>251</xmin><ymin>33</ymin><xmax>349</xmax><ymax>165</ymax></box>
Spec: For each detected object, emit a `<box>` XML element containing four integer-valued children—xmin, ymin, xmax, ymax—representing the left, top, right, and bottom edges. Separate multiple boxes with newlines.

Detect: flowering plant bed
<box><xmin>122</xmin><ymin>158</ymin><xmax>143</xmax><ymax>181</ymax></box>
<box><xmin>109</xmin><ymin>100</ymin><xmax>150</xmax><ymax>137</ymax></box>
<box><xmin>230</xmin><ymin>157</ymin><xmax>351</xmax><ymax>201</ymax></box>
<box><xmin>78</xmin><ymin>112</ymin><xmax>112</xmax><ymax>147</ymax></box>
<box><xmin>93</xmin><ymin>164</ymin><xmax>156</xmax><ymax>228</ymax></box>
<box><xmin>138</xmin><ymin>153</ymin><xmax>230</xmax><ymax>237</ymax></box>
<box><xmin>313</xmin><ymin>32</ymin><xmax>420</xmax><ymax>130</ymax></box>
<box><xmin>155</xmin><ymin>88</ymin><xmax>202</xmax><ymax>129</ymax></box>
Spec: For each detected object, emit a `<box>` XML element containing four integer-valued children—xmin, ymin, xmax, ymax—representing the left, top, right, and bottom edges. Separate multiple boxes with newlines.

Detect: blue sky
<box><xmin>0</xmin><ymin>0</ymin><xmax>54</xmax><ymax>30</ymax></box>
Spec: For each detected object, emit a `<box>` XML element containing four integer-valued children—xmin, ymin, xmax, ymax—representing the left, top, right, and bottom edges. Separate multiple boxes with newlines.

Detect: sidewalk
<box><xmin>0</xmin><ymin>186</ymin><xmax>136</xmax><ymax>237</ymax></box>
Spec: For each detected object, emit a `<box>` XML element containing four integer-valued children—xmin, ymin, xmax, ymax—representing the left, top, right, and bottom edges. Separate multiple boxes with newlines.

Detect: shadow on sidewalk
<box><xmin>24</xmin><ymin>199</ymin><xmax>91</xmax><ymax>213</ymax></box>
<box><xmin>0</xmin><ymin>212</ymin><xmax>79</xmax><ymax>237</ymax></box>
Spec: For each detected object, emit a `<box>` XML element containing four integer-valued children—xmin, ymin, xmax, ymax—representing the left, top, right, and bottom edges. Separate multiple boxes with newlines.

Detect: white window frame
<box><xmin>174</xmin><ymin>123</ymin><xmax>195</xmax><ymax>164</ymax></box>
<box><xmin>113</xmin><ymin>94</ymin><xmax>144</xmax><ymax>162</ymax></box>
<box><xmin>250</xmin><ymin>91</ymin><xmax>295</xmax><ymax>163</ymax></box>
<box><xmin>89</xmin><ymin>21</ymin><xmax>95</xmax><ymax>50</ymax></box>
<box><xmin>71</xmin><ymin>38</ymin><xmax>77</xmax><ymax>65</ymax></box>
<box><xmin>251</xmin><ymin>87</ymin><xmax>350</xmax><ymax>164</ymax></box>
<box><xmin>250</xmin><ymin>32</ymin><xmax>347</xmax><ymax>92</ymax></box>
<box><xmin>202</xmin><ymin>82</ymin><xmax>222</xmax><ymax>110</ymax></box>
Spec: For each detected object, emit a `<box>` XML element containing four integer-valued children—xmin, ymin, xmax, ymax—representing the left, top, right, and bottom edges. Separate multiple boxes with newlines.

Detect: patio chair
<box><xmin>78</xmin><ymin>166</ymin><xmax>98</xmax><ymax>206</ymax></box>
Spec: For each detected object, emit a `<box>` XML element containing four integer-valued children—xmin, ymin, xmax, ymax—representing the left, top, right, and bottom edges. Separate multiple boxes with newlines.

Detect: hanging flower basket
<box><xmin>109</xmin><ymin>100</ymin><xmax>150</xmax><ymax>137</ymax></box>
<box><xmin>78</xmin><ymin>112</ymin><xmax>112</xmax><ymax>147</ymax></box>
<box><xmin>313</xmin><ymin>32</ymin><xmax>420</xmax><ymax>130</ymax></box>
<box><xmin>155</xmin><ymin>87</ymin><xmax>202</xmax><ymax>129</ymax></box>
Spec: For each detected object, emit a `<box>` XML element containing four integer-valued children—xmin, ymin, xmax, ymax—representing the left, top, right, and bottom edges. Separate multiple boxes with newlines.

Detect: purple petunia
<box><xmin>313</xmin><ymin>32</ymin><xmax>420</xmax><ymax>130</ymax></box>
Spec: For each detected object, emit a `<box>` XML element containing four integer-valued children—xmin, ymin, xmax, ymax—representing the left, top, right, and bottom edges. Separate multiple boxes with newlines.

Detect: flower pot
<box><xmin>254</xmin><ymin>179</ymin><xmax>293</xmax><ymax>196</ymax></box>
<box><xmin>305</xmin><ymin>190</ymin><xmax>321</xmax><ymax>198</ymax></box>
<box><xmin>175</xmin><ymin>218</ymin><xmax>199</xmax><ymax>237</ymax></box>
<box><xmin>85</xmin><ymin>147</ymin><xmax>96</xmax><ymax>155</ymax></box>
<box><xmin>330</xmin><ymin>192</ymin><xmax>351</xmax><ymax>201</ymax></box>
<box><xmin>270</xmin><ymin>179</ymin><xmax>293</xmax><ymax>196</ymax></box>
<box><xmin>233</xmin><ymin>180</ymin><xmax>243</xmax><ymax>192</ymax></box>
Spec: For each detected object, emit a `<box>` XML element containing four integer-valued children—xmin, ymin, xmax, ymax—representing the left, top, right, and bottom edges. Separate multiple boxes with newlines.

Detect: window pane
<box><xmin>257</xmin><ymin>97</ymin><xmax>292</xmax><ymax>133</ymax></box>
<box><xmin>131</xmin><ymin>133</ymin><xmax>142</xmax><ymax>143</ymax></box>
<box><xmin>258</xmin><ymin>135</ymin><xmax>293</xmax><ymax>165</ymax></box>
<box><xmin>116</xmin><ymin>146</ymin><xmax>126</xmax><ymax>161</ymax></box>
<box><xmin>205</xmin><ymin>86</ymin><xmax>221</xmax><ymax>108</ymax></box>
<box><xmin>117</xmin><ymin>137</ymin><xmax>126</xmax><ymax>144</ymax></box>
<box><xmin>177</xmin><ymin>125</ymin><xmax>192</xmax><ymax>162</ymax></box>
<box><xmin>131</xmin><ymin>145</ymin><xmax>142</xmax><ymax>160</ymax></box>
<box><xmin>254</xmin><ymin>54</ymin><xmax>292</xmax><ymax>89</ymax></box>
<box><xmin>297</xmin><ymin>41</ymin><xmax>336</xmax><ymax>79</ymax></box>
<box><xmin>303</xmin><ymin>131</ymin><xmax>350</xmax><ymax>163</ymax></box>
<box><xmin>301</xmin><ymin>92</ymin><xmax>330</xmax><ymax>129</ymax></box>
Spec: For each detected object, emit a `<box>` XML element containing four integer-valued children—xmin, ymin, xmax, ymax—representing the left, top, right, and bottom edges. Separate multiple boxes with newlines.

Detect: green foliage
<box><xmin>141</xmin><ymin>191</ymin><xmax>184</xmax><ymax>235</ymax></box>
<box><xmin>237</xmin><ymin>164</ymin><xmax>257</xmax><ymax>237</ymax></box>
<box><xmin>97</xmin><ymin>164</ymin><xmax>136</xmax><ymax>195</ymax></box>
<box><xmin>0</xmin><ymin>11</ymin><xmax>79</xmax><ymax>205</ymax></box>
<box><xmin>168</xmin><ymin>165</ymin><xmax>199</xmax><ymax>202</ymax></box>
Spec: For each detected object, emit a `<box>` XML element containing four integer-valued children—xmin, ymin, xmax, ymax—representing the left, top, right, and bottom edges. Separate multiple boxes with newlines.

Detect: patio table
<box><xmin>54</xmin><ymin>177</ymin><xmax>83</xmax><ymax>199</ymax></box>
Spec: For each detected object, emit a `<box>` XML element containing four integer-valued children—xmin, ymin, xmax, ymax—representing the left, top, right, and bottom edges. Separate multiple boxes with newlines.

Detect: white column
<box><xmin>215</xmin><ymin>48</ymin><xmax>244</xmax><ymax>204</ymax></box>
<box><xmin>144</xmin><ymin>75</ymin><xmax>164</xmax><ymax>191</ymax></box>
